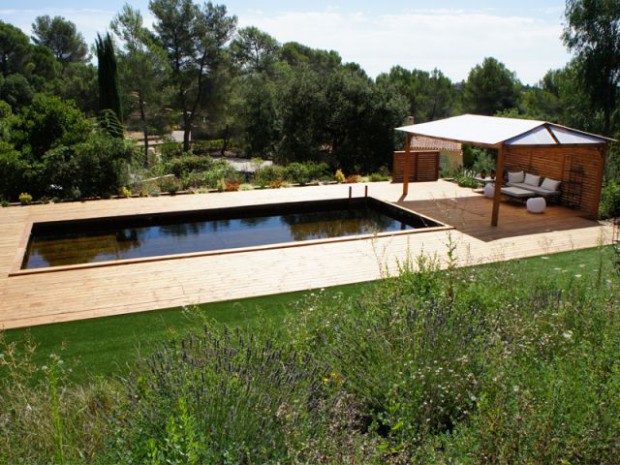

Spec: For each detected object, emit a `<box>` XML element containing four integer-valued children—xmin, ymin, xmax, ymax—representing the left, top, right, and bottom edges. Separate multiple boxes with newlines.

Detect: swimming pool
<box><xmin>21</xmin><ymin>197</ymin><xmax>444</xmax><ymax>270</ymax></box>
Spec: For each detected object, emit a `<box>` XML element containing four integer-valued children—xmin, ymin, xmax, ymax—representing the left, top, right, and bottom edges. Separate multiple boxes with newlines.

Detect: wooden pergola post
<box><xmin>491</xmin><ymin>144</ymin><xmax>505</xmax><ymax>227</ymax></box>
<box><xmin>402</xmin><ymin>133</ymin><xmax>412</xmax><ymax>196</ymax></box>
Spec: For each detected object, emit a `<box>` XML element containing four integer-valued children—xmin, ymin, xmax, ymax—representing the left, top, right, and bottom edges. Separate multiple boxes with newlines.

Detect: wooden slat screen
<box><xmin>504</xmin><ymin>145</ymin><xmax>605</xmax><ymax>218</ymax></box>
<box><xmin>392</xmin><ymin>150</ymin><xmax>440</xmax><ymax>183</ymax></box>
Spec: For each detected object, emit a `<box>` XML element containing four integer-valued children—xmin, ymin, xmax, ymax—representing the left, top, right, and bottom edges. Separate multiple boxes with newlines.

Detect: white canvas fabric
<box><xmin>397</xmin><ymin>114</ymin><xmax>611</xmax><ymax>147</ymax></box>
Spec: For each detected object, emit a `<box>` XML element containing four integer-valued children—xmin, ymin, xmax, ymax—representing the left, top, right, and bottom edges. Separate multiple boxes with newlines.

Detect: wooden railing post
<box><xmin>491</xmin><ymin>144</ymin><xmax>505</xmax><ymax>226</ymax></box>
<box><xmin>403</xmin><ymin>133</ymin><xmax>412</xmax><ymax>196</ymax></box>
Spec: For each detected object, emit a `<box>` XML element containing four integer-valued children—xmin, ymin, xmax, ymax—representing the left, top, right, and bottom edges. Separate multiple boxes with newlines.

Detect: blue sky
<box><xmin>1</xmin><ymin>0</ymin><xmax>571</xmax><ymax>84</ymax></box>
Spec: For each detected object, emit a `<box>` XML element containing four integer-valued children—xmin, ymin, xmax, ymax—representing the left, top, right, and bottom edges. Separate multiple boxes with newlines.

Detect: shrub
<box><xmin>253</xmin><ymin>164</ymin><xmax>286</xmax><ymax>188</ymax></box>
<box><xmin>118</xmin><ymin>186</ymin><xmax>132</xmax><ymax>198</ymax></box>
<box><xmin>0</xmin><ymin>334</ymin><xmax>115</xmax><ymax>465</ymax></box>
<box><xmin>268</xmin><ymin>178</ymin><xmax>285</xmax><ymax>189</ymax></box>
<box><xmin>181</xmin><ymin>171</ymin><xmax>210</xmax><ymax>190</ymax></box>
<box><xmin>345</xmin><ymin>174</ymin><xmax>361</xmax><ymax>183</ymax></box>
<box><xmin>307</xmin><ymin>161</ymin><xmax>329</xmax><ymax>180</ymax></box>
<box><xmin>158</xmin><ymin>176</ymin><xmax>182</xmax><ymax>195</ymax></box>
<box><xmin>0</xmin><ymin>143</ymin><xmax>30</xmax><ymax>200</ymax></box>
<box><xmin>103</xmin><ymin>326</ymin><xmax>323</xmax><ymax>464</ymax></box>
<box><xmin>69</xmin><ymin>186</ymin><xmax>81</xmax><ymax>201</ymax></box>
<box><xmin>192</xmin><ymin>139</ymin><xmax>225</xmax><ymax>155</ymax></box>
<box><xmin>282</xmin><ymin>161</ymin><xmax>329</xmax><ymax>185</ymax></box>
<box><xmin>281</xmin><ymin>247</ymin><xmax>620</xmax><ymax>463</ymax></box>
<box><xmin>335</xmin><ymin>169</ymin><xmax>346</xmax><ymax>183</ymax></box>
<box><xmin>1</xmin><ymin>248</ymin><xmax>619</xmax><ymax>464</ymax></box>
<box><xmin>286</xmin><ymin>267</ymin><xmax>485</xmax><ymax>449</ymax></box>
<box><xmin>158</xmin><ymin>141</ymin><xmax>184</xmax><ymax>160</ymax></box>
<box><xmin>202</xmin><ymin>161</ymin><xmax>240</xmax><ymax>189</ymax></box>
<box><xmin>132</xmin><ymin>180</ymin><xmax>161</xmax><ymax>197</ymax></box>
<box><xmin>453</xmin><ymin>170</ymin><xmax>479</xmax><ymax>188</ymax></box>
<box><xmin>369</xmin><ymin>172</ymin><xmax>391</xmax><ymax>182</ymax></box>
<box><xmin>285</xmin><ymin>162</ymin><xmax>311</xmax><ymax>185</ymax></box>
<box><xmin>224</xmin><ymin>180</ymin><xmax>240</xmax><ymax>191</ymax></box>
<box><xmin>471</xmin><ymin>151</ymin><xmax>496</xmax><ymax>175</ymax></box>
<box><xmin>72</xmin><ymin>134</ymin><xmax>134</xmax><ymax>198</ymax></box>
<box><xmin>599</xmin><ymin>180</ymin><xmax>620</xmax><ymax>219</ymax></box>
<box><xmin>165</xmin><ymin>154</ymin><xmax>215</xmax><ymax>178</ymax></box>
<box><xmin>18</xmin><ymin>192</ymin><xmax>32</xmax><ymax>205</ymax></box>
<box><xmin>377</xmin><ymin>165</ymin><xmax>391</xmax><ymax>177</ymax></box>
<box><xmin>18</xmin><ymin>94</ymin><xmax>91</xmax><ymax>158</ymax></box>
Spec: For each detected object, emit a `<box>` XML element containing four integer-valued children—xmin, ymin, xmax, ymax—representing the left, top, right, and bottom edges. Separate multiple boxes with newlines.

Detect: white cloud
<box><xmin>239</xmin><ymin>9</ymin><xmax>571</xmax><ymax>84</ymax></box>
<box><xmin>1</xmin><ymin>8</ymin><xmax>115</xmax><ymax>41</ymax></box>
<box><xmin>2</xmin><ymin>6</ymin><xmax>571</xmax><ymax>84</ymax></box>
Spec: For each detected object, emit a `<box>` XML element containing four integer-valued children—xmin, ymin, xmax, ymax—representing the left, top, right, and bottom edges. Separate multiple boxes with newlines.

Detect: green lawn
<box><xmin>4</xmin><ymin>246</ymin><xmax>612</xmax><ymax>381</ymax></box>
<box><xmin>5</xmin><ymin>280</ymin><xmax>380</xmax><ymax>380</ymax></box>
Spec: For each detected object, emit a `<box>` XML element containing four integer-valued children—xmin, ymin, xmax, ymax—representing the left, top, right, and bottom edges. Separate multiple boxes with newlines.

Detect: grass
<box><xmin>5</xmin><ymin>281</ymin><xmax>379</xmax><ymax>381</ymax></box>
<box><xmin>4</xmin><ymin>246</ymin><xmax>609</xmax><ymax>383</ymax></box>
<box><xmin>1</xmin><ymin>244</ymin><xmax>618</xmax><ymax>464</ymax></box>
<box><xmin>4</xmin><ymin>246</ymin><xmax>610</xmax><ymax>382</ymax></box>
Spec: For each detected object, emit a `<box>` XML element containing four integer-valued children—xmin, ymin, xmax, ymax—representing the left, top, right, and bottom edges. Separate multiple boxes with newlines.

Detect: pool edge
<box><xmin>11</xmin><ymin>197</ymin><xmax>453</xmax><ymax>276</ymax></box>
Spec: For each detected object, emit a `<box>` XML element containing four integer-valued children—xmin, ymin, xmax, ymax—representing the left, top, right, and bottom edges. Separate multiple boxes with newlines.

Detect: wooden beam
<box><xmin>545</xmin><ymin>124</ymin><xmax>561</xmax><ymax>145</ymax></box>
<box><xmin>491</xmin><ymin>145</ymin><xmax>505</xmax><ymax>226</ymax></box>
<box><xmin>403</xmin><ymin>133</ymin><xmax>412</xmax><ymax>196</ymax></box>
<box><xmin>401</xmin><ymin>132</ymin><xmax>497</xmax><ymax>149</ymax></box>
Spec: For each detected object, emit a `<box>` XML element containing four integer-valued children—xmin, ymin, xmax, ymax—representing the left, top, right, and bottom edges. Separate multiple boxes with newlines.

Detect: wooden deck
<box><xmin>0</xmin><ymin>180</ymin><xmax>613</xmax><ymax>329</ymax></box>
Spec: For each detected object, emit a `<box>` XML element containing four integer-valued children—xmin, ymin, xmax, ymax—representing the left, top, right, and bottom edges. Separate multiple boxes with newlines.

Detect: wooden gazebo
<box><xmin>397</xmin><ymin>114</ymin><xmax>613</xmax><ymax>226</ymax></box>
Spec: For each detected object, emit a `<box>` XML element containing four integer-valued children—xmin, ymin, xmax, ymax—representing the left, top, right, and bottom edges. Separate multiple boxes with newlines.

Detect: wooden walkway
<box><xmin>0</xmin><ymin>180</ymin><xmax>613</xmax><ymax>329</ymax></box>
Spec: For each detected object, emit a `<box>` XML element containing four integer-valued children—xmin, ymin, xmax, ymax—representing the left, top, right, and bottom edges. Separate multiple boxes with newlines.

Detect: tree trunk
<box><xmin>221</xmin><ymin>124</ymin><xmax>229</xmax><ymax>156</ymax></box>
<box><xmin>183</xmin><ymin>124</ymin><xmax>191</xmax><ymax>152</ymax></box>
<box><xmin>139</xmin><ymin>93</ymin><xmax>149</xmax><ymax>167</ymax></box>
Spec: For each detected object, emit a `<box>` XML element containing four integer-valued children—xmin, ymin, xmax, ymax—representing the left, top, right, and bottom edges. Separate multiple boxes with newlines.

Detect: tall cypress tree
<box><xmin>95</xmin><ymin>32</ymin><xmax>123</xmax><ymax>138</ymax></box>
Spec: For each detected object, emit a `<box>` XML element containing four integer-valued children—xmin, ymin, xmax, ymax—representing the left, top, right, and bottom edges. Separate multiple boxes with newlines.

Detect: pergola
<box><xmin>397</xmin><ymin>114</ymin><xmax>613</xmax><ymax>226</ymax></box>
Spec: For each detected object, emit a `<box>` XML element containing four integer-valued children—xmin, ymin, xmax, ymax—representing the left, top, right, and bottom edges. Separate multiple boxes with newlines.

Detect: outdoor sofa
<box><xmin>503</xmin><ymin>170</ymin><xmax>561</xmax><ymax>200</ymax></box>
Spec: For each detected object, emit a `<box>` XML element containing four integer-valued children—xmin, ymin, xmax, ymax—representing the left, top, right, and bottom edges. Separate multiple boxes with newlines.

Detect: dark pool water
<box><xmin>22</xmin><ymin>198</ymin><xmax>439</xmax><ymax>269</ymax></box>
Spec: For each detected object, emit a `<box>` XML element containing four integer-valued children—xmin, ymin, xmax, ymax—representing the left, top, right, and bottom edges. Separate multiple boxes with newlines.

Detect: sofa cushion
<box><xmin>541</xmin><ymin>177</ymin><xmax>561</xmax><ymax>192</ymax></box>
<box><xmin>524</xmin><ymin>173</ymin><xmax>540</xmax><ymax>186</ymax></box>
<box><xmin>507</xmin><ymin>171</ymin><xmax>524</xmax><ymax>183</ymax></box>
<box><xmin>525</xmin><ymin>185</ymin><xmax>561</xmax><ymax>197</ymax></box>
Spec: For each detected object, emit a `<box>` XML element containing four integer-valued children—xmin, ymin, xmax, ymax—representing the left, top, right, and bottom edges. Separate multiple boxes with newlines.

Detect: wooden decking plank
<box><xmin>0</xmin><ymin>181</ymin><xmax>613</xmax><ymax>329</ymax></box>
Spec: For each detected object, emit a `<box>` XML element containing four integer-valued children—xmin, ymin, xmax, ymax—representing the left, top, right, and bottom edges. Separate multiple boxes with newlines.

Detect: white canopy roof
<box><xmin>397</xmin><ymin>114</ymin><xmax>611</xmax><ymax>147</ymax></box>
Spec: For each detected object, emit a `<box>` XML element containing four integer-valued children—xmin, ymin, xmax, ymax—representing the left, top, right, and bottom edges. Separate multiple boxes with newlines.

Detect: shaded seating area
<box><xmin>396</xmin><ymin>114</ymin><xmax>613</xmax><ymax>226</ymax></box>
<box><xmin>500</xmin><ymin>186</ymin><xmax>536</xmax><ymax>201</ymax></box>
<box><xmin>503</xmin><ymin>171</ymin><xmax>561</xmax><ymax>200</ymax></box>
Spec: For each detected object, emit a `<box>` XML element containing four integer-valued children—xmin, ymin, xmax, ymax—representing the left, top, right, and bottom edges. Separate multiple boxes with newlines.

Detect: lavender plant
<box><xmin>104</xmin><ymin>325</ymin><xmax>323</xmax><ymax>464</ymax></box>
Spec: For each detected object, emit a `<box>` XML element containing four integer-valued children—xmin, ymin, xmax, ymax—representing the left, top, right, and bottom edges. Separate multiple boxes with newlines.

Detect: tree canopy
<box><xmin>461</xmin><ymin>57</ymin><xmax>521</xmax><ymax>115</ymax></box>
<box><xmin>150</xmin><ymin>0</ymin><xmax>237</xmax><ymax>151</ymax></box>
<box><xmin>563</xmin><ymin>0</ymin><xmax>620</xmax><ymax>135</ymax></box>
<box><xmin>31</xmin><ymin>15</ymin><xmax>89</xmax><ymax>65</ymax></box>
<box><xmin>112</xmin><ymin>4</ymin><xmax>171</xmax><ymax>158</ymax></box>
<box><xmin>0</xmin><ymin>0</ymin><xmax>618</xmax><ymax>202</ymax></box>
<box><xmin>0</xmin><ymin>21</ymin><xmax>31</xmax><ymax>76</ymax></box>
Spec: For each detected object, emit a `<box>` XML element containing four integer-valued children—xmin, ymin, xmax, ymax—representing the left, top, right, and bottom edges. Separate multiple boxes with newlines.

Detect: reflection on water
<box><xmin>30</xmin><ymin>229</ymin><xmax>143</xmax><ymax>268</ymax></box>
<box><xmin>283</xmin><ymin>209</ymin><xmax>396</xmax><ymax>241</ymax></box>
<box><xmin>24</xmin><ymin>203</ymin><xmax>426</xmax><ymax>269</ymax></box>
